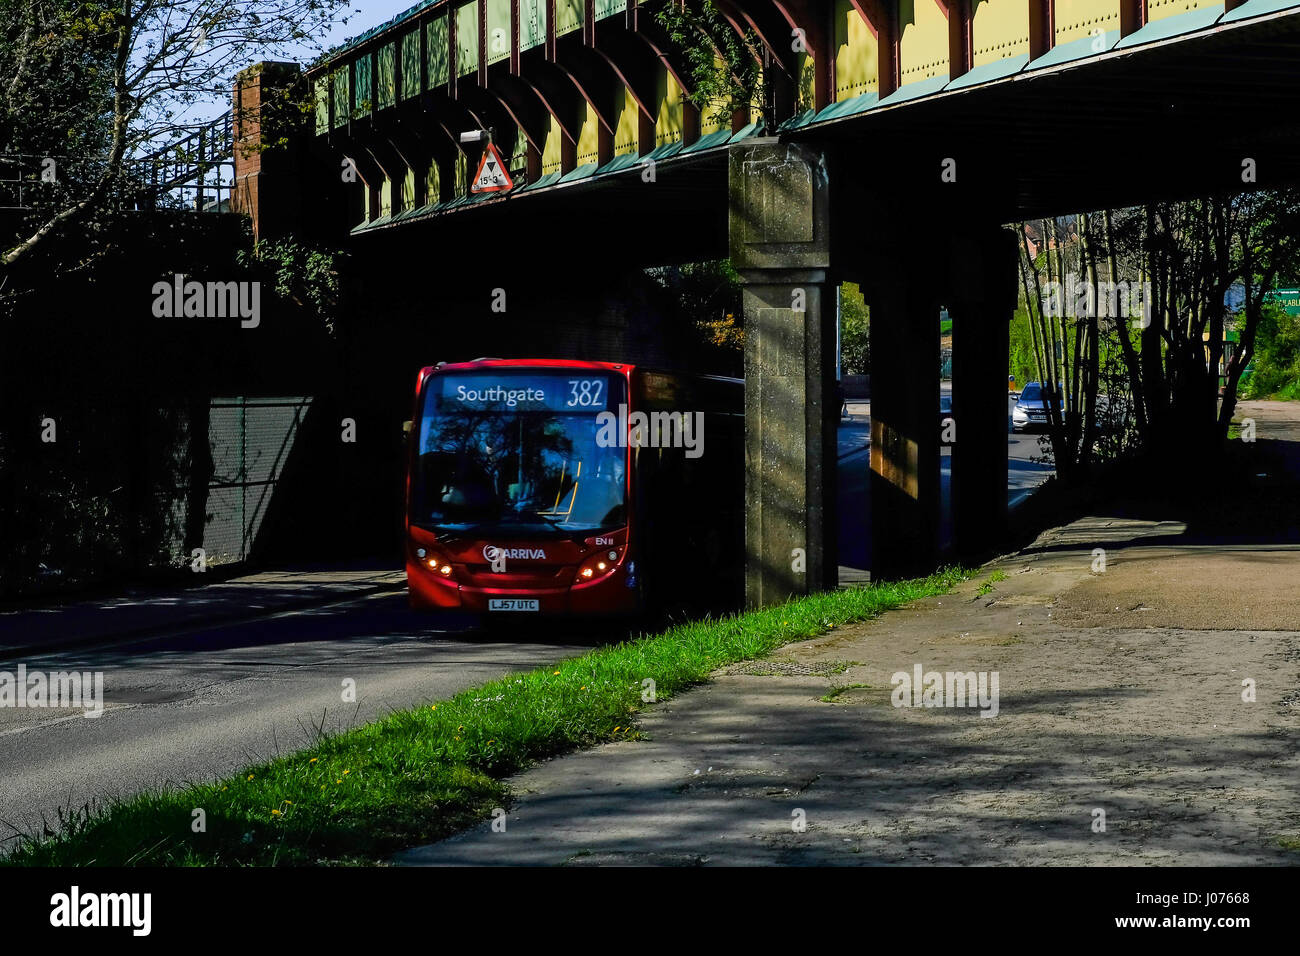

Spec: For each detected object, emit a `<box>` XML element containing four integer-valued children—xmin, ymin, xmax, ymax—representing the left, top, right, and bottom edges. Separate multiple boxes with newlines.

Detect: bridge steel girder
<box><xmin>518</xmin><ymin>57</ymin><xmax>586</xmax><ymax>143</ymax></box>
<box><xmin>323</xmin><ymin>125</ymin><xmax>388</xmax><ymax>223</ymax></box>
<box><xmin>935</xmin><ymin>0</ymin><xmax>973</xmax><ymax>81</ymax></box>
<box><xmin>1028</xmin><ymin>0</ymin><xmax>1054</xmax><ymax>60</ymax></box>
<box><xmin>626</xmin><ymin>9</ymin><xmax>705</xmax><ymax>144</ymax></box>
<box><xmin>590</xmin><ymin>23</ymin><xmax>658</xmax><ymax>122</ymax></box>
<box><xmin>770</xmin><ymin>0</ymin><xmax>833</xmax><ymax>111</ymax></box>
<box><xmin>484</xmin><ymin>71</ymin><xmax>552</xmax><ymax>156</ymax></box>
<box><xmin>395</xmin><ymin>89</ymin><xmax>479</xmax><ymax>204</ymax></box>
<box><xmin>361</xmin><ymin>132</ymin><xmax>411</xmax><ymax>215</ymax></box>
<box><xmin>382</xmin><ymin>129</ymin><xmax>426</xmax><ymax>209</ymax></box>
<box><xmin>310</xmin><ymin>111</ymin><xmax>384</xmax><ymax>227</ymax></box>
<box><xmin>729</xmin><ymin>139</ymin><xmax>836</xmax><ymax>607</ymax></box>
<box><xmin>382</xmin><ymin>111</ymin><xmax>445</xmax><ymax>208</ymax></box>
<box><xmin>718</xmin><ymin>0</ymin><xmax>797</xmax><ymax>74</ymax></box>
<box><xmin>593</xmin><ymin>26</ymin><xmax>668</xmax><ymax>153</ymax></box>
<box><xmin>702</xmin><ymin>0</ymin><xmax>784</xmax><ymax>132</ymax></box>
<box><xmin>553</xmin><ymin>41</ymin><xmax>622</xmax><ymax>136</ymax></box>
<box><xmin>1120</xmin><ymin>0</ymin><xmax>1147</xmax><ymax>35</ymax></box>
<box><xmin>847</xmin><ymin>0</ymin><xmax>898</xmax><ymax>97</ymax></box>
<box><xmin>628</xmin><ymin>11</ymin><xmax>697</xmax><ymax>99</ymax></box>
<box><xmin>717</xmin><ymin>0</ymin><xmax>798</xmax><ymax>119</ymax></box>
<box><xmin>415</xmin><ymin>89</ymin><xmax>483</xmax><ymax>153</ymax></box>
<box><xmin>305</xmin><ymin>137</ymin><xmax>368</xmax><ymax>231</ymax></box>
<box><xmin>325</xmin><ymin>130</ymin><xmax>384</xmax><ymax>191</ymax></box>
<box><xmin>453</xmin><ymin>73</ymin><xmax>530</xmax><ymax>155</ymax></box>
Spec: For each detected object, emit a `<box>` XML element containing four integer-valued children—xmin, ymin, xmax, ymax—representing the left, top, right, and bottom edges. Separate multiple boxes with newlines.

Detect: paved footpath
<box><xmin>397</xmin><ymin>516</ymin><xmax>1300</xmax><ymax>866</ymax></box>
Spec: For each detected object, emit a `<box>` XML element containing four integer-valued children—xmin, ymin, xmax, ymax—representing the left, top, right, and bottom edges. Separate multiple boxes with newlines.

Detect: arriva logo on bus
<box><xmin>483</xmin><ymin>545</ymin><xmax>547</xmax><ymax>561</ymax></box>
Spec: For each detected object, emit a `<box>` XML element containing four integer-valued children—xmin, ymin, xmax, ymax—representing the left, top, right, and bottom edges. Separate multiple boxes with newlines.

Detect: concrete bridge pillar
<box><xmin>950</xmin><ymin>227</ymin><xmax>1019</xmax><ymax>560</ymax></box>
<box><xmin>729</xmin><ymin>140</ymin><xmax>836</xmax><ymax>607</ymax></box>
<box><xmin>866</xmin><ymin>250</ymin><xmax>943</xmax><ymax>580</ymax></box>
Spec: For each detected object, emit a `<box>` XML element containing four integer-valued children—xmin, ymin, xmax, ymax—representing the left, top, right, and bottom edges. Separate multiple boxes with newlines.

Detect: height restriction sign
<box><xmin>470</xmin><ymin>142</ymin><xmax>514</xmax><ymax>193</ymax></box>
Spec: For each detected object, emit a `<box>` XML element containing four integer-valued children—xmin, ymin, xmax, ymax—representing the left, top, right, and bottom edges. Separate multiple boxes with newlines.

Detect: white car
<box><xmin>1012</xmin><ymin>382</ymin><xmax>1062</xmax><ymax>432</ymax></box>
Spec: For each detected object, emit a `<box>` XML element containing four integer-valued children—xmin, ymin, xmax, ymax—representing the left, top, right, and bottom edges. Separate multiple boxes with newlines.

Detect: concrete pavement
<box><xmin>396</xmin><ymin>515</ymin><xmax>1300</xmax><ymax>866</ymax></box>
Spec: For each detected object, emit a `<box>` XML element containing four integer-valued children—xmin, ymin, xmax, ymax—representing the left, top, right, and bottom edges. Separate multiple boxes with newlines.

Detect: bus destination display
<box><xmin>437</xmin><ymin>373</ymin><xmax>610</xmax><ymax>412</ymax></box>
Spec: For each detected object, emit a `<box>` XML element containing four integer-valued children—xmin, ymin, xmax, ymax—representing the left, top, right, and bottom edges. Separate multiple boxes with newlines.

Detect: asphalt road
<box><xmin>836</xmin><ymin>392</ymin><xmax>1054</xmax><ymax>570</ymax></box>
<box><xmin>0</xmin><ymin>594</ymin><xmax>594</xmax><ymax>845</ymax></box>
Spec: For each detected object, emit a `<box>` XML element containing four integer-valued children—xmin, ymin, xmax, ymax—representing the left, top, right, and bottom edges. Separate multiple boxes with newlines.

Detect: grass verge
<box><xmin>6</xmin><ymin>568</ymin><xmax>967</xmax><ymax>866</ymax></box>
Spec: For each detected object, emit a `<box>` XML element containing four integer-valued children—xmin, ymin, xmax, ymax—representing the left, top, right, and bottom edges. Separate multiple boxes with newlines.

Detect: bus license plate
<box><xmin>489</xmin><ymin>599</ymin><xmax>539</xmax><ymax>612</ymax></box>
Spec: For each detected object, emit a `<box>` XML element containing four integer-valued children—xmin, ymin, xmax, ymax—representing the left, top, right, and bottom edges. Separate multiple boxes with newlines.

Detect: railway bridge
<box><xmin>231</xmin><ymin>0</ymin><xmax>1300</xmax><ymax>603</ymax></box>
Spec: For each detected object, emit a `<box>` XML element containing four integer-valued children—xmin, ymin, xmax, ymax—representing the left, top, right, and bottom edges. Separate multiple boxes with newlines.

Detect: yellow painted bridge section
<box><xmin>315</xmin><ymin>0</ymin><xmax>1248</xmax><ymax>231</ymax></box>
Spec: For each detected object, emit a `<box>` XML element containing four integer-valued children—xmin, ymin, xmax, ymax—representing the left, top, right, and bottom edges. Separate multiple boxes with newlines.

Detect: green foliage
<box><xmin>0</xmin><ymin>0</ymin><xmax>118</xmax><ymax>242</ymax></box>
<box><xmin>841</xmin><ymin>282</ymin><xmax>870</xmax><ymax>375</ymax></box>
<box><xmin>1241</xmin><ymin>301</ymin><xmax>1300</xmax><ymax>400</ymax></box>
<box><xmin>237</xmin><ymin>237</ymin><xmax>344</xmax><ymax>335</ymax></box>
<box><xmin>656</xmin><ymin>0</ymin><xmax>769</xmax><ymax>130</ymax></box>
<box><xmin>0</xmin><ymin>0</ymin><xmax>115</xmax><ymax>157</ymax></box>
<box><xmin>648</xmin><ymin>259</ymin><xmax>745</xmax><ymax>364</ymax></box>
<box><xmin>1008</xmin><ymin>307</ymin><xmax>1039</xmax><ymax>389</ymax></box>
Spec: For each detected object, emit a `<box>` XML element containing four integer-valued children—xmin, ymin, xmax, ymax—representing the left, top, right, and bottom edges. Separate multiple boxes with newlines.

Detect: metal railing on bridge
<box><xmin>136</xmin><ymin>110</ymin><xmax>235</xmax><ymax>212</ymax></box>
<box><xmin>0</xmin><ymin>111</ymin><xmax>235</xmax><ymax>214</ymax></box>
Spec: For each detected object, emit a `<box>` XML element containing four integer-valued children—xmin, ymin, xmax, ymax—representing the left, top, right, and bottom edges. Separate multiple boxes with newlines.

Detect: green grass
<box><xmin>975</xmin><ymin>569</ymin><xmax>1006</xmax><ymax>596</ymax></box>
<box><xmin>5</xmin><ymin>569</ymin><xmax>967</xmax><ymax>867</ymax></box>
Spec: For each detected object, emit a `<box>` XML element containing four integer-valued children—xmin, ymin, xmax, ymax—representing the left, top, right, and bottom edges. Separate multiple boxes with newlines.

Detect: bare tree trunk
<box><xmin>1078</xmin><ymin>213</ymin><xmax>1101</xmax><ymax>469</ymax></box>
<box><xmin>1018</xmin><ymin>224</ymin><xmax>1051</xmax><ymax>394</ymax></box>
<box><xmin>1142</xmin><ymin>205</ymin><xmax>1170</xmax><ymax>455</ymax></box>
<box><xmin>1043</xmin><ymin>219</ymin><xmax>1073</xmax><ymax>473</ymax></box>
<box><xmin>1104</xmin><ymin>208</ymin><xmax>1148</xmax><ymax>437</ymax></box>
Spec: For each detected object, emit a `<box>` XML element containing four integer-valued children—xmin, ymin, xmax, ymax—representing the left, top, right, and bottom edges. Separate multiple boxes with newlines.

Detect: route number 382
<box><xmin>567</xmin><ymin>379</ymin><xmax>604</xmax><ymax>407</ymax></box>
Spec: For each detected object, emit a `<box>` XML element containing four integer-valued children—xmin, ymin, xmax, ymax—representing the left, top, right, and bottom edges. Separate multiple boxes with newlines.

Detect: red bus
<box><xmin>405</xmin><ymin>359</ymin><xmax>743</xmax><ymax>621</ymax></box>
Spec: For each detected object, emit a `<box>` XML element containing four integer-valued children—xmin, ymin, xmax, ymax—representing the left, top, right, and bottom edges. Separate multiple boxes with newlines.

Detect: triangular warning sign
<box><xmin>470</xmin><ymin>142</ymin><xmax>514</xmax><ymax>194</ymax></box>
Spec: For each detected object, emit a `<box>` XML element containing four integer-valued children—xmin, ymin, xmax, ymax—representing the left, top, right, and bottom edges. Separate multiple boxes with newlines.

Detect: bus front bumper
<box><xmin>407</xmin><ymin>561</ymin><xmax>639</xmax><ymax>616</ymax></box>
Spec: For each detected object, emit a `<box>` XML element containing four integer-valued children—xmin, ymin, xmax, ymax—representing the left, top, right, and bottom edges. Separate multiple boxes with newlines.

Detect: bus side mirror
<box><xmin>402</xmin><ymin>420</ymin><xmax>413</xmax><ymax>435</ymax></box>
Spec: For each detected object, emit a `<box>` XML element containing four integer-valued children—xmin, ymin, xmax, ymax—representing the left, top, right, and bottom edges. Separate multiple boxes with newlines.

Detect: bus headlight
<box><xmin>424</xmin><ymin>557</ymin><xmax>454</xmax><ymax>577</ymax></box>
<box><xmin>576</xmin><ymin>548</ymin><xmax>622</xmax><ymax>583</ymax></box>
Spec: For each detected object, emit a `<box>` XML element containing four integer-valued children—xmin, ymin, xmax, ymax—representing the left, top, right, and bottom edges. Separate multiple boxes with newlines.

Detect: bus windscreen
<box><xmin>412</xmin><ymin>370</ymin><xmax>627</xmax><ymax>537</ymax></box>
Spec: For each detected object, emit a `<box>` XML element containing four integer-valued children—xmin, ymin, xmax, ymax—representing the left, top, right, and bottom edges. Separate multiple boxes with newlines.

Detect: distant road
<box><xmin>836</xmin><ymin>390</ymin><xmax>1054</xmax><ymax>571</ymax></box>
